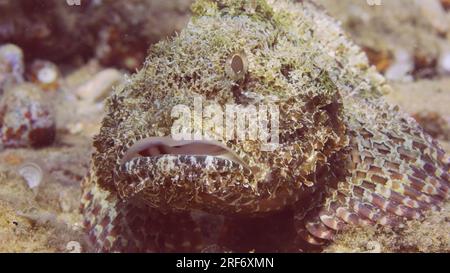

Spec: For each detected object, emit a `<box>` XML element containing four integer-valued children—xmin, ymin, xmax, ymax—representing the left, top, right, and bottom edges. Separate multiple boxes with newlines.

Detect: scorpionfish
<box><xmin>81</xmin><ymin>0</ymin><xmax>450</xmax><ymax>252</ymax></box>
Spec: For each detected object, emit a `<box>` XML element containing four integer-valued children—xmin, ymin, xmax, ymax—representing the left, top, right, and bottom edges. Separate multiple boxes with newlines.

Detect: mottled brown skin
<box><xmin>81</xmin><ymin>0</ymin><xmax>449</xmax><ymax>252</ymax></box>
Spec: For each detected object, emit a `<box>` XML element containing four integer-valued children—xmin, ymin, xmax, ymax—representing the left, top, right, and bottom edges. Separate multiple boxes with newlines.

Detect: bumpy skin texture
<box><xmin>81</xmin><ymin>0</ymin><xmax>450</xmax><ymax>252</ymax></box>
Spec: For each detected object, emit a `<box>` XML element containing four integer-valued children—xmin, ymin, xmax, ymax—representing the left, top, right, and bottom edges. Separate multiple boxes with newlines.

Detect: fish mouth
<box><xmin>115</xmin><ymin>137</ymin><xmax>260</xmax><ymax>213</ymax></box>
<box><xmin>115</xmin><ymin>137</ymin><xmax>303</xmax><ymax>215</ymax></box>
<box><xmin>120</xmin><ymin>137</ymin><xmax>249</xmax><ymax>168</ymax></box>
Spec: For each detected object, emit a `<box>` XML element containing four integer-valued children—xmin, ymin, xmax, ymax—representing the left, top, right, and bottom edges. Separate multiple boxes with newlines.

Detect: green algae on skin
<box><xmin>191</xmin><ymin>0</ymin><xmax>274</xmax><ymax>21</ymax></box>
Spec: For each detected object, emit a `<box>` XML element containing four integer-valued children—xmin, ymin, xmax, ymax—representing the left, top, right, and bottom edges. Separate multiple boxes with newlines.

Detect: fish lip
<box><xmin>115</xmin><ymin>151</ymin><xmax>293</xmax><ymax>215</ymax></box>
<box><xmin>119</xmin><ymin>154</ymin><xmax>248</xmax><ymax>177</ymax></box>
<box><xmin>119</xmin><ymin>136</ymin><xmax>250</xmax><ymax>169</ymax></box>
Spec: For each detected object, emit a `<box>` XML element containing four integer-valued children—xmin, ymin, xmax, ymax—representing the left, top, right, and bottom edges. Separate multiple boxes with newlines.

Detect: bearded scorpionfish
<box><xmin>80</xmin><ymin>0</ymin><xmax>450</xmax><ymax>252</ymax></box>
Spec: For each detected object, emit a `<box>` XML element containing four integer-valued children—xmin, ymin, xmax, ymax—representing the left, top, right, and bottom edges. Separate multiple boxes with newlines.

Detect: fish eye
<box><xmin>231</xmin><ymin>55</ymin><xmax>244</xmax><ymax>74</ymax></box>
<box><xmin>226</xmin><ymin>51</ymin><xmax>248</xmax><ymax>80</ymax></box>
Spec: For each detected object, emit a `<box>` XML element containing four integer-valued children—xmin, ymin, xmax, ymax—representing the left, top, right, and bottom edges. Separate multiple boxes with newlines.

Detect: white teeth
<box><xmin>190</xmin><ymin>157</ymin><xmax>197</xmax><ymax>165</ymax></box>
<box><xmin>120</xmin><ymin>136</ymin><xmax>248</xmax><ymax>168</ymax></box>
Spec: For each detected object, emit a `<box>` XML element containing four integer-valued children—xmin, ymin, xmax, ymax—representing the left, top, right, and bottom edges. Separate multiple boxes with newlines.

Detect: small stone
<box><xmin>385</xmin><ymin>49</ymin><xmax>414</xmax><ymax>81</ymax></box>
<box><xmin>438</xmin><ymin>50</ymin><xmax>450</xmax><ymax>74</ymax></box>
<box><xmin>365</xmin><ymin>241</ymin><xmax>382</xmax><ymax>253</ymax></box>
<box><xmin>28</xmin><ymin>60</ymin><xmax>61</xmax><ymax>92</ymax></box>
<box><xmin>66</xmin><ymin>241</ymin><xmax>82</xmax><ymax>253</ymax></box>
<box><xmin>75</xmin><ymin>68</ymin><xmax>123</xmax><ymax>103</ymax></box>
<box><xmin>59</xmin><ymin>189</ymin><xmax>75</xmax><ymax>213</ymax></box>
<box><xmin>0</xmin><ymin>43</ymin><xmax>24</xmax><ymax>92</ymax></box>
<box><xmin>67</xmin><ymin>122</ymin><xmax>84</xmax><ymax>135</ymax></box>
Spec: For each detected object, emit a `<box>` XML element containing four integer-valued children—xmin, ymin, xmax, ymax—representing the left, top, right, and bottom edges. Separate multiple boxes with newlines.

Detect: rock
<box><xmin>0</xmin><ymin>43</ymin><xmax>24</xmax><ymax>93</ymax></box>
<box><xmin>0</xmin><ymin>83</ymin><xmax>56</xmax><ymax>149</ymax></box>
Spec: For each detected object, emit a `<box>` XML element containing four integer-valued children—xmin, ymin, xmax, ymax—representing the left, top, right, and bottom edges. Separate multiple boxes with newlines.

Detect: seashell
<box><xmin>18</xmin><ymin>162</ymin><xmax>44</xmax><ymax>190</ymax></box>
